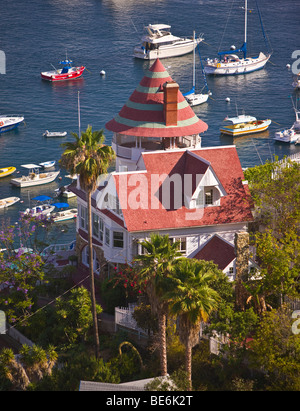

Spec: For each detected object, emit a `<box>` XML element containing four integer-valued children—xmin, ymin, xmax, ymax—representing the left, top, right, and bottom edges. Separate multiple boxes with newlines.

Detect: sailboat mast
<box><xmin>244</xmin><ymin>0</ymin><xmax>248</xmax><ymax>45</ymax></box>
<box><xmin>193</xmin><ymin>31</ymin><xmax>196</xmax><ymax>91</ymax></box>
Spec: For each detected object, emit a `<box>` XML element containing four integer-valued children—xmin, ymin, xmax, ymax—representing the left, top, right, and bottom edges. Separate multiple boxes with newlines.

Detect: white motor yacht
<box><xmin>134</xmin><ymin>24</ymin><xmax>203</xmax><ymax>60</ymax></box>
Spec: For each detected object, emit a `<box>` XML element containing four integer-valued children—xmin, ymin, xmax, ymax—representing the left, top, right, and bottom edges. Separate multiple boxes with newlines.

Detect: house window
<box><xmin>229</xmin><ymin>267</ymin><xmax>234</xmax><ymax>275</ymax></box>
<box><xmin>170</xmin><ymin>237</ymin><xmax>187</xmax><ymax>255</ymax></box>
<box><xmin>105</xmin><ymin>227</ymin><xmax>110</xmax><ymax>245</ymax></box>
<box><xmin>82</xmin><ymin>246</ymin><xmax>100</xmax><ymax>275</ymax></box>
<box><xmin>92</xmin><ymin>213</ymin><xmax>104</xmax><ymax>242</ymax></box>
<box><xmin>205</xmin><ymin>189</ymin><xmax>213</xmax><ymax>205</ymax></box>
<box><xmin>113</xmin><ymin>231</ymin><xmax>124</xmax><ymax>248</ymax></box>
<box><xmin>92</xmin><ymin>213</ymin><xmax>99</xmax><ymax>237</ymax></box>
<box><xmin>138</xmin><ymin>242</ymin><xmax>148</xmax><ymax>255</ymax></box>
<box><xmin>79</xmin><ymin>205</ymin><xmax>87</xmax><ymax>230</ymax></box>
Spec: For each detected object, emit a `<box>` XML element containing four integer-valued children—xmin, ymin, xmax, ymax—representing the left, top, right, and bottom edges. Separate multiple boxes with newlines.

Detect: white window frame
<box><xmin>113</xmin><ymin>231</ymin><xmax>124</xmax><ymax>248</ymax></box>
<box><xmin>79</xmin><ymin>204</ymin><xmax>87</xmax><ymax>230</ymax></box>
<box><xmin>92</xmin><ymin>213</ymin><xmax>104</xmax><ymax>242</ymax></box>
<box><xmin>105</xmin><ymin>226</ymin><xmax>110</xmax><ymax>246</ymax></box>
<box><xmin>81</xmin><ymin>246</ymin><xmax>100</xmax><ymax>275</ymax></box>
<box><xmin>170</xmin><ymin>237</ymin><xmax>187</xmax><ymax>255</ymax></box>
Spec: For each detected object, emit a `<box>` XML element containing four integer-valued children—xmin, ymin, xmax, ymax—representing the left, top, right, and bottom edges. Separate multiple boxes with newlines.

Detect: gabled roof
<box><xmin>105</xmin><ymin>58</ymin><xmax>208</xmax><ymax>138</ymax></box>
<box><xmin>194</xmin><ymin>235</ymin><xmax>236</xmax><ymax>270</ymax></box>
<box><xmin>112</xmin><ymin>146</ymin><xmax>253</xmax><ymax>232</ymax></box>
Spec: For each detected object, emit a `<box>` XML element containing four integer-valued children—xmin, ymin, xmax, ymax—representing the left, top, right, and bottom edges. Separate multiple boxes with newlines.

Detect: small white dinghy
<box><xmin>43</xmin><ymin>130</ymin><xmax>67</xmax><ymax>138</ymax></box>
<box><xmin>39</xmin><ymin>160</ymin><xmax>56</xmax><ymax>169</ymax></box>
<box><xmin>0</xmin><ymin>197</ymin><xmax>20</xmax><ymax>209</ymax></box>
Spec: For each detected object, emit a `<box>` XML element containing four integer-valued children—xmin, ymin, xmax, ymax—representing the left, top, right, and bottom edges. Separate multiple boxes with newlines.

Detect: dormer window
<box><xmin>195</xmin><ymin>187</ymin><xmax>217</xmax><ymax>208</ymax></box>
<box><xmin>205</xmin><ymin>188</ymin><xmax>213</xmax><ymax>205</ymax></box>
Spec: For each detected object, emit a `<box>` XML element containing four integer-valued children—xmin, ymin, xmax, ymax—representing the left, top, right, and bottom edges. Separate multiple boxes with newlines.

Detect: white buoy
<box><xmin>100</xmin><ymin>70</ymin><xmax>106</xmax><ymax>76</ymax></box>
<box><xmin>286</xmin><ymin>64</ymin><xmax>291</xmax><ymax>69</ymax></box>
<box><xmin>226</xmin><ymin>97</ymin><xmax>231</xmax><ymax>102</ymax></box>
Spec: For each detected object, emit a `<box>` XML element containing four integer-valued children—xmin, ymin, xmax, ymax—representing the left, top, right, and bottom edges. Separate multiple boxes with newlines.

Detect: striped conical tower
<box><xmin>106</xmin><ymin>58</ymin><xmax>208</xmax><ymax>171</ymax></box>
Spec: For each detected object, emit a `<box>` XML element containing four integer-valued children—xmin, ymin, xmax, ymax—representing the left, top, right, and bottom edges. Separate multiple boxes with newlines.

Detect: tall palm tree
<box><xmin>165</xmin><ymin>259</ymin><xmax>220</xmax><ymax>390</ymax></box>
<box><xmin>135</xmin><ymin>233</ymin><xmax>182</xmax><ymax>376</ymax></box>
<box><xmin>60</xmin><ymin>125</ymin><xmax>115</xmax><ymax>358</ymax></box>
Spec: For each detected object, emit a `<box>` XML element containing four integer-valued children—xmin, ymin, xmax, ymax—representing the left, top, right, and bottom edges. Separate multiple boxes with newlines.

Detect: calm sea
<box><xmin>0</xmin><ymin>0</ymin><xmax>299</xmax><ymax>244</ymax></box>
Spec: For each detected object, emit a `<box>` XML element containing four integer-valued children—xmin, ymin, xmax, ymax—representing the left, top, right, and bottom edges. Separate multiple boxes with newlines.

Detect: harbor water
<box><xmin>0</xmin><ymin>0</ymin><xmax>299</xmax><ymax>244</ymax></box>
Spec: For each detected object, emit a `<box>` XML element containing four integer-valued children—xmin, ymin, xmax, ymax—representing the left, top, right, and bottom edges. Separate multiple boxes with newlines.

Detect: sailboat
<box><xmin>204</xmin><ymin>0</ymin><xmax>272</xmax><ymax>76</ymax></box>
<box><xmin>184</xmin><ymin>31</ymin><xmax>210</xmax><ymax>106</ymax></box>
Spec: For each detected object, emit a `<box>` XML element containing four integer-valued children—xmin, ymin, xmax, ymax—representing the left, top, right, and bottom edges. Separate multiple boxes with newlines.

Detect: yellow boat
<box><xmin>220</xmin><ymin>115</ymin><xmax>271</xmax><ymax>137</ymax></box>
<box><xmin>0</xmin><ymin>166</ymin><xmax>16</xmax><ymax>178</ymax></box>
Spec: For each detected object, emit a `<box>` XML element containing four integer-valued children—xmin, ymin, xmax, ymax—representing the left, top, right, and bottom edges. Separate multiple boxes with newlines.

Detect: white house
<box><xmin>71</xmin><ymin>146</ymin><xmax>254</xmax><ymax>280</ymax></box>
<box><xmin>69</xmin><ymin>58</ymin><xmax>255</xmax><ymax>280</ymax></box>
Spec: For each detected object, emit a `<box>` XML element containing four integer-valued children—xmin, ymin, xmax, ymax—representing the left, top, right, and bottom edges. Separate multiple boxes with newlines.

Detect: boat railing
<box><xmin>42</xmin><ymin>240</ymin><xmax>76</xmax><ymax>258</ymax></box>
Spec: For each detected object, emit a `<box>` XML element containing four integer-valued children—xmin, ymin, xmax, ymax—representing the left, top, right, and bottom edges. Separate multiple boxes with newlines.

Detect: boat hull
<box><xmin>43</xmin><ymin>131</ymin><xmax>67</xmax><ymax>138</ymax></box>
<box><xmin>134</xmin><ymin>40</ymin><xmax>200</xmax><ymax>60</ymax></box>
<box><xmin>185</xmin><ymin>93</ymin><xmax>209</xmax><ymax>107</ymax></box>
<box><xmin>0</xmin><ymin>197</ymin><xmax>20</xmax><ymax>209</ymax></box>
<box><xmin>274</xmin><ymin>130</ymin><xmax>300</xmax><ymax>144</ymax></box>
<box><xmin>23</xmin><ymin>205</ymin><xmax>55</xmax><ymax>217</ymax></box>
<box><xmin>52</xmin><ymin>209</ymin><xmax>77</xmax><ymax>222</ymax></box>
<box><xmin>220</xmin><ymin>119</ymin><xmax>271</xmax><ymax>136</ymax></box>
<box><xmin>0</xmin><ymin>166</ymin><xmax>16</xmax><ymax>178</ymax></box>
<box><xmin>41</xmin><ymin>67</ymin><xmax>85</xmax><ymax>82</ymax></box>
<box><xmin>204</xmin><ymin>53</ymin><xmax>270</xmax><ymax>76</ymax></box>
<box><xmin>0</xmin><ymin>117</ymin><xmax>24</xmax><ymax>133</ymax></box>
<box><xmin>11</xmin><ymin>171</ymin><xmax>60</xmax><ymax>187</ymax></box>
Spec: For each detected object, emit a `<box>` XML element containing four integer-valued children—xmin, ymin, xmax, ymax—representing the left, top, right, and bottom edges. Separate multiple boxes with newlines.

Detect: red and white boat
<box><xmin>41</xmin><ymin>59</ymin><xmax>85</xmax><ymax>82</ymax></box>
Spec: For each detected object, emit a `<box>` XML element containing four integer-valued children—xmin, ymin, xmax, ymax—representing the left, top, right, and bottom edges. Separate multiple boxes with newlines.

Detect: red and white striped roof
<box><xmin>105</xmin><ymin>59</ymin><xmax>208</xmax><ymax>138</ymax></box>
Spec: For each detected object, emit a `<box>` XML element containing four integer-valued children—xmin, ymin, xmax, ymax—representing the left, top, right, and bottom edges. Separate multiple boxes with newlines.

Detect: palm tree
<box><xmin>134</xmin><ymin>233</ymin><xmax>182</xmax><ymax>376</ymax></box>
<box><xmin>60</xmin><ymin>125</ymin><xmax>115</xmax><ymax>358</ymax></box>
<box><xmin>0</xmin><ymin>344</ymin><xmax>58</xmax><ymax>390</ymax></box>
<box><xmin>165</xmin><ymin>259</ymin><xmax>220</xmax><ymax>390</ymax></box>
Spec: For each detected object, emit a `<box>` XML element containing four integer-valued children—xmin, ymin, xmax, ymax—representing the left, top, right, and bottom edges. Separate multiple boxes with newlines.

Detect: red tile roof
<box><xmin>194</xmin><ymin>235</ymin><xmax>236</xmax><ymax>270</ymax></box>
<box><xmin>105</xmin><ymin>58</ymin><xmax>208</xmax><ymax>138</ymax></box>
<box><xmin>113</xmin><ymin>146</ymin><xmax>253</xmax><ymax>232</ymax></box>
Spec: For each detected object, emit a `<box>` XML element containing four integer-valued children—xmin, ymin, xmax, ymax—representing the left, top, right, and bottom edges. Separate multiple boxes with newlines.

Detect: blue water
<box><xmin>0</xmin><ymin>0</ymin><xmax>299</xmax><ymax>243</ymax></box>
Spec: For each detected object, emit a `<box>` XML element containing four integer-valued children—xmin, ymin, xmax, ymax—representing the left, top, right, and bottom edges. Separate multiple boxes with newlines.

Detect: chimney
<box><xmin>163</xmin><ymin>81</ymin><xmax>179</xmax><ymax>126</ymax></box>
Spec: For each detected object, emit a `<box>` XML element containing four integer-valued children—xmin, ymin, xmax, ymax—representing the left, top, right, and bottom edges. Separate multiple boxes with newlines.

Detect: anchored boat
<box><xmin>43</xmin><ymin>130</ymin><xmax>67</xmax><ymax>138</ymax></box>
<box><xmin>41</xmin><ymin>58</ymin><xmax>85</xmax><ymax>82</ymax></box>
<box><xmin>0</xmin><ymin>166</ymin><xmax>16</xmax><ymax>178</ymax></box>
<box><xmin>134</xmin><ymin>24</ymin><xmax>203</xmax><ymax>60</ymax></box>
<box><xmin>183</xmin><ymin>32</ymin><xmax>210</xmax><ymax>107</ymax></box>
<box><xmin>274</xmin><ymin>98</ymin><xmax>300</xmax><ymax>144</ymax></box>
<box><xmin>22</xmin><ymin>195</ymin><xmax>55</xmax><ymax>217</ymax></box>
<box><xmin>220</xmin><ymin>114</ymin><xmax>271</xmax><ymax>136</ymax></box>
<box><xmin>0</xmin><ymin>115</ymin><xmax>24</xmax><ymax>133</ymax></box>
<box><xmin>0</xmin><ymin>197</ymin><xmax>20</xmax><ymax>209</ymax></box>
<box><xmin>204</xmin><ymin>0</ymin><xmax>272</xmax><ymax>76</ymax></box>
<box><xmin>11</xmin><ymin>164</ymin><xmax>60</xmax><ymax>187</ymax></box>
